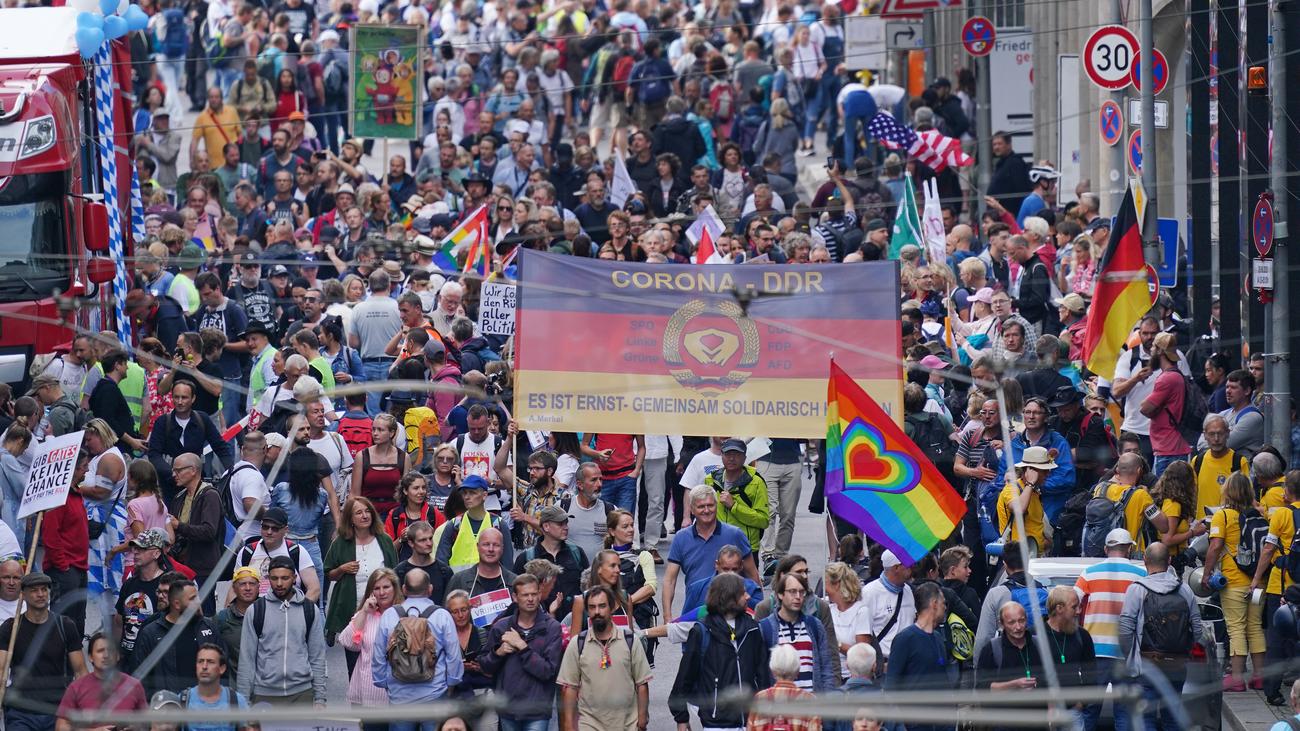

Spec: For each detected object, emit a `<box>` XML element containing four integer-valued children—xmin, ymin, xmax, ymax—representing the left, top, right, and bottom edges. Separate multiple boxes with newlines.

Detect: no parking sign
<box><xmin>1100</xmin><ymin>100</ymin><xmax>1123</xmax><ymax>146</ymax></box>
<box><xmin>1128</xmin><ymin>129</ymin><xmax>1143</xmax><ymax>174</ymax></box>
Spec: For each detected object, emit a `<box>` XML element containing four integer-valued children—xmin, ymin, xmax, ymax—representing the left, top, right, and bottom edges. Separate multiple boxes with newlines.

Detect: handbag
<box><xmin>87</xmin><ymin>484</ymin><xmax>124</xmax><ymax>541</ymax></box>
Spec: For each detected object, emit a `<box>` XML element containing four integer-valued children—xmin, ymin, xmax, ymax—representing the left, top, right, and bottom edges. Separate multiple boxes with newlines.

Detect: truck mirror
<box><xmin>82</xmin><ymin>202</ymin><xmax>109</xmax><ymax>253</ymax></box>
<box><xmin>87</xmin><ymin>258</ymin><xmax>116</xmax><ymax>285</ymax></box>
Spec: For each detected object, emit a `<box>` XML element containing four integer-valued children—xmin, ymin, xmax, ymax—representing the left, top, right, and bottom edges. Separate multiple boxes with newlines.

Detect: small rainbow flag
<box><xmin>454</xmin><ymin>205</ymin><xmax>492</xmax><ymax>277</ymax></box>
<box><xmin>435</xmin><ymin>205</ymin><xmax>488</xmax><ymax>273</ymax></box>
<box><xmin>825</xmin><ymin>360</ymin><xmax>965</xmax><ymax>564</ymax></box>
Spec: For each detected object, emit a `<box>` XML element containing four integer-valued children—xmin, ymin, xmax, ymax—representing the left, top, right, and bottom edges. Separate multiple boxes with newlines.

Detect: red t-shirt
<box><xmin>43</xmin><ymin>493</ymin><xmax>89</xmax><ymax>572</ymax></box>
<box><xmin>595</xmin><ymin>434</ymin><xmax>637</xmax><ymax>479</ymax></box>
<box><xmin>57</xmin><ymin>670</ymin><xmax>147</xmax><ymax>720</ymax></box>
<box><xmin>1147</xmin><ymin>368</ymin><xmax>1190</xmax><ymax>456</ymax></box>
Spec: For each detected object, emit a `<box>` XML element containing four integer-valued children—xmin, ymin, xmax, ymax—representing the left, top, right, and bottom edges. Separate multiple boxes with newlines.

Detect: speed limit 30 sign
<box><xmin>1084</xmin><ymin>25</ymin><xmax>1139</xmax><ymax>90</ymax></box>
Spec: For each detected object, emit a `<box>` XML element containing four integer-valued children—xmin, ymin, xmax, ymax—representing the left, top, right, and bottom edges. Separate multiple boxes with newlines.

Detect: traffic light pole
<box><xmin>1268</xmin><ymin>2</ymin><xmax>1290</xmax><ymax>450</ymax></box>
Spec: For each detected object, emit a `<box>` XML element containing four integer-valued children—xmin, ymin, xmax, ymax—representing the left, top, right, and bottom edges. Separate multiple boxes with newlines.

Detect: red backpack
<box><xmin>709</xmin><ymin>83</ymin><xmax>735</xmax><ymax>122</ymax></box>
<box><xmin>611</xmin><ymin>54</ymin><xmax>636</xmax><ymax>97</ymax></box>
<box><xmin>337</xmin><ymin>414</ymin><xmax>374</xmax><ymax>456</ymax></box>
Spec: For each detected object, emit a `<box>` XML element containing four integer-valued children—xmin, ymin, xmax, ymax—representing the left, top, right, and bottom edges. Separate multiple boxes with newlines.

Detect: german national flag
<box><xmin>1082</xmin><ymin>185</ymin><xmax>1158</xmax><ymax>379</ymax></box>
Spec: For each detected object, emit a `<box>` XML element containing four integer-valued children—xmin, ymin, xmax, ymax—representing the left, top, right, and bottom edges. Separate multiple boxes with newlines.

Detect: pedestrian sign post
<box><xmin>1083</xmin><ymin>25</ymin><xmax>1139</xmax><ymax>89</ymax></box>
<box><xmin>1127</xmin><ymin>129</ymin><xmax>1143</xmax><ymax>174</ymax></box>
<box><xmin>1253</xmin><ymin>194</ymin><xmax>1275</xmax><ymax>257</ymax></box>
<box><xmin>961</xmin><ymin>16</ymin><xmax>995</xmax><ymax>56</ymax></box>
<box><xmin>1130</xmin><ymin>49</ymin><xmax>1169</xmax><ymax>94</ymax></box>
<box><xmin>1100</xmin><ymin>100</ymin><xmax>1123</xmax><ymax>146</ymax></box>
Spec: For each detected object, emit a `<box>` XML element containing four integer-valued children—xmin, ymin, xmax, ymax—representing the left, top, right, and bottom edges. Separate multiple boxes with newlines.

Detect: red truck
<box><xmin>0</xmin><ymin>6</ymin><xmax>129</xmax><ymax>385</ymax></box>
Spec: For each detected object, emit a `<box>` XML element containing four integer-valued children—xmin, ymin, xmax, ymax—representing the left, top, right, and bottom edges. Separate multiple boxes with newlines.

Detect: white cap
<box><xmin>1105</xmin><ymin>528</ymin><xmax>1134</xmax><ymax>547</ymax></box>
<box><xmin>318</xmin><ymin>29</ymin><xmax>340</xmax><ymax>44</ymax></box>
<box><xmin>263</xmin><ymin>433</ymin><xmax>286</xmax><ymax>450</ymax></box>
<box><xmin>880</xmin><ymin>550</ymin><xmax>902</xmax><ymax>569</ymax></box>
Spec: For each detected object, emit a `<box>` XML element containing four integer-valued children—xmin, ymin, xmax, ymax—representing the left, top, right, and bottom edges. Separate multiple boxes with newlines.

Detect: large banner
<box><xmin>515</xmin><ymin>251</ymin><xmax>902</xmax><ymax>438</ymax></box>
<box><xmin>349</xmin><ymin>24</ymin><xmax>423</xmax><ymax>140</ymax></box>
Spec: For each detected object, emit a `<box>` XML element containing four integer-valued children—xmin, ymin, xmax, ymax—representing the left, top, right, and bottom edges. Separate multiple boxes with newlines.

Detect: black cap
<box><xmin>555</xmin><ymin>142</ymin><xmax>574</xmax><ymax>159</ymax></box>
<box><xmin>240</xmin><ymin>321</ymin><xmax>272</xmax><ymax>339</ymax></box>
<box><xmin>20</xmin><ymin>573</ymin><xmax>52</xmax><ymax>590</ymax></box>
<box><xmin>1048</xmin><ymin>385</ymin><xmax>1082</xmax><ymax>408</ymax></box>
<box><xmin>389</xmin><ymin>390</ymin><xmax>417</xmax><ymax>404</ymax></box>
<box><xmin>465</xmin><ymin>171</ymin><xmax>490</xmax><ymax>186</ymax></box>
<box><xmin>721</xmin><ymin>438</ymin><xmax>747</xmax><ymax>454</ymax></box>
<box><xmin>1086</xmin><ymin>217</ymin><xmax>1111</xmax><ymax>233</ymax></box>
<box><xmin>866</xmin><ymin>218</ymin><xmax>888</xmax><ymax>232</ymax></box>
<box><xmin>238</xmin><ymin>251</ymin><xmax>259</xmax><ymax>267</ymax></box>
<box><xmin>319</xmin><ymin>225</ymin><xmax>341</xmax><ymax>243</ymax></box>
<box><xmin>260</xmin><ymin>506</ymin><xmax>289</xmax><ymax>527</ymax></box>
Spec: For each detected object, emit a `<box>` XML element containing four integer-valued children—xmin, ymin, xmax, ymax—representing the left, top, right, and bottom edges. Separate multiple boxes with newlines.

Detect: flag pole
<box><xmin>0</xmin><ymin>511</ymin><xmax>45</xmax><ymax>708</ymax></box>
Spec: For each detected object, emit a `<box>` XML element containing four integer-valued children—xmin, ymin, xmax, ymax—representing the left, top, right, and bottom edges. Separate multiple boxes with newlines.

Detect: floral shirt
<box><xmin>145</xmin><ymin>367</ymin><xmax>173</xmax><ymax>434</ymax></box>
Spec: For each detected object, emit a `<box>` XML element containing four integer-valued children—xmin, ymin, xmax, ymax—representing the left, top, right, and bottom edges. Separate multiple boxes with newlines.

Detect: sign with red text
<box><xmin>18</xmin><ymin>430</ymin><xmax>84</xmax><ymax>519</ymax></box>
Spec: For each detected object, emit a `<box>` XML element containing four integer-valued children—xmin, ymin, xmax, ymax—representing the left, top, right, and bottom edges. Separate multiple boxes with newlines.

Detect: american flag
<box><xmin>866</xmin><ymin>113</ymin><xmax>973</xmax><ymax>172</ymax></box>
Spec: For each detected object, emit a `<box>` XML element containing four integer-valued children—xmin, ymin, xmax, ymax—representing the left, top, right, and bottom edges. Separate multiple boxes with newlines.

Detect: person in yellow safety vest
<box><xmin>76</xmin><ymin>346</ymin><xmax>146</xmax><ymax>436</ymax></box>
<box><xmin>289</xmin><ymin>329</ymin><xmax>335</xmax><ymax>393</ymax></box>
<box><xmin>435</xmin><ymin>475</ymin><xmax>515</xmax><ymax>572</ymax></box>
<box><xmin>243</xmin><ymin>321</ymin><xmax>278</xmax><ymax>413</ymax></box>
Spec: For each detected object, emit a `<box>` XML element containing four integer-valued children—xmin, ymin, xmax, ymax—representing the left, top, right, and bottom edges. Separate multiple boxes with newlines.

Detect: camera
<box><xmin>485</xmin><ymin>370</ymin><xmax>505</xmax><ymax>397</ymax></box>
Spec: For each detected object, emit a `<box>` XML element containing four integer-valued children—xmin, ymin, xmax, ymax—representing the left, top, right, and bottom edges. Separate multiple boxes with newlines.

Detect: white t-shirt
<box><xmin>1111</xmin><ymin>346</ymin><xmax>1191</xmax><ymax>436</ymax></box>
<box><xmin>0</xmin><ymin>598</ymin><xmax>16</xmax><ymax>623</ymax></box>
<box><xmin>555</xmin><ymin>454</ymin><xmax>580</xmax><ymax>491</ymax></box>
<box><xmin>228</xmin><ymin>460</ymin><xmax>269</xmax><ymax>541</ymax></box>
<box><xmin>859</xmin><ymin>579</ymin><xmax>917</xmax><ymax>661</ymax></box>
<box><xmin>308</xmin><ymin>432</ymin><xmax>354</xmax><ymax>498</ymax></box>
<box><xmin>43</xmin><ymin>357</ymin><xmax>89</xmax><ymax>404</ymax></box>
<box><xmin>457</xmin><ymin>433</ymin><xmax>499</xmax><ymax>483</ymax></box>
<box><xmin>0</xmin><ymin>522</ymin><xmax>20</xmax><ymax>560</ymax></box>
<box><xmin>680</xmin><ymin>449</ymin><xmax>723</xmax><ymax>489</ymax></box>
<box><xmin>241</xmin><ymin>540</ymin><xmax>317</xmax><ymax>597</ymax></box>
<box><xmin>354</xmin><ymin>538</ymin><xmax>386</xmax><ymax>599</ymax></box>
<box><xmin>830</xmin><ymin>598</ymin><xmax>872</xmax><ymax>678</ymax></box>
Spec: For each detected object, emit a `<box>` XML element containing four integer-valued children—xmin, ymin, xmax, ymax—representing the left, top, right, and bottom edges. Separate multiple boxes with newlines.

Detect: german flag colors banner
<box><xmin>515</xmin><ymin>251</ymin><xmax>903</xmax><ymax>438</ymax></box>
<box><xmin>1082</xmin><ymin>184</ymin><xmax>1158</xmax><ymax>379</ymax></box>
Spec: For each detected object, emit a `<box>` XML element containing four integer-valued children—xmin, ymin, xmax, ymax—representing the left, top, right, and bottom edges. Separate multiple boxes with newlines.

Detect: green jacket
<box><xmin>323</xmin><ymin>531</ymin><xmax>398</xmax><ymax>635</ymax></box>
<box><xmin>703</xmin><ymin>465</ymin><xmax>770</xmax><ymax>553</ymax></box>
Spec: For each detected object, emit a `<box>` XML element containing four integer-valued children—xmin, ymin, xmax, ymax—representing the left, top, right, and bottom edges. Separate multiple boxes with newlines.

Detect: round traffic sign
<box><xmin>1100</xmin><ymin>100</ymin><xmax>1123</xmax><ymax>146</ymax></box>
<box><xmin>961</xmin><ymin>16</ymin><xmax>995</xmax><ymax>57</ymax></box>
<box><xmin>1253</xmin><ymin>196</ymin><xmax>1275</xmax><ymax>257</ymax></box>
<box><xmin>1084</xmin><ymin>25</ymin><xmax>1139</xmax><ymax>90</ymax></box>
<box><xmin>1129</xmin><ymin>49</ymin><xmax>1170</xmax><ymax>94</ymax></box>
<box><xmin>1128</xmin><ymin>129</ymin><xmax>1143</xmax><ymax>174</ymax></box>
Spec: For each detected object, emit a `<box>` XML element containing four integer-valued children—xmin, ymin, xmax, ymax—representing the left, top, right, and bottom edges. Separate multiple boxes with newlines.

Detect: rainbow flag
<box><xmin>825</xmin><ymin>361</ymin><xmax>965</xmax><ymax>564</ymax></box>
<box><xmin>454</xmin><ymin>205</ymin><xmax>492</xmax><ymax>277</ymax></box>
<box><xmin>435</xmin><ymin>205</ymin><xmax>488</xmax><ymax>273</ymax></box>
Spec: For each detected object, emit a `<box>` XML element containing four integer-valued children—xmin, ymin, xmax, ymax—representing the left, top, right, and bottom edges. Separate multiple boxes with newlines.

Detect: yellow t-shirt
<box><xmin>1160</xmin><ymin>498</ymin><xmax>1189</xmax><ymax>555</ymax></box>
<box><xmin>1193</xmin><ymin>450</ymin><xmax>1244</xmax><ymax>517</ymax></box>
<box><xmin>1262</xmin><ymin>485</ymin><xmax>1288</xmax><ymax>517</ymax></box>
<box><xmin>997</xmin><ymin>481</ymin><xmax>1045</xmax><ymax>549</ymax></box>
<box><xmin>1266</xmin><ymin>501</ymin><xmax>1300</xmax><ymax>595</ymax></box>
<box><xmin>1101</xmin><ymin>482</ymin><xmax>1157</xmax><ymax>550</ymax></box>
<box><xmin>1209</xmin><ymin>507</ymin><xmax>1253</xmax><ymax>588</ymax></box>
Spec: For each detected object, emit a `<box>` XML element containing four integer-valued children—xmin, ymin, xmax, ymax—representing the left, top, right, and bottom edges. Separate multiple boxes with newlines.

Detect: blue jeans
<box><xmin>221</xmin><ymin>375</ymin><xmax>244</xmax><ymax>434</ymax></box>
<box><xmin>841</xmin><ymin>90</ymin><xmax>878</xmax><ymax>166</ymax></box>
<box><xmin>1112</xmin><ymin>667</ymin><xmax>1187</xmax><ymax>731</ymax></box>
<box><xmin>601</xmin><ymin>475</ymin><xmax>637</xmax><ymax>513</ymax></box>
<box><xmin>360</xmin><ymin>359</ymin><xmax>394</xmax><ymax>415</ymax></box>
<box><xmin>4</xmin><ymin>708</ymin><xmax>54</xmax><ymax>731</ymax></box>
<box><xmin>320</xmin><ymin>100</ymin><xmax>346</xmax><ymax>154</ymax></box>
<box><xmin>499</xmin><ymin>718</ymin><xmax>550</xmax><ymax>731</ymax></box>
<box><xmin>802</xmin><ymin>84</ymin><xmax>822</xmax><ymax>140</ymax></box>
<box><xmin>1152</xmin><ymin>453</ymin><xmax>1190</xmax><ymax>478</ymax></box>
<box><xmin>213</xmin><ymin>65</ymin><xmax>241</xmax><ymax>95</ymax></box>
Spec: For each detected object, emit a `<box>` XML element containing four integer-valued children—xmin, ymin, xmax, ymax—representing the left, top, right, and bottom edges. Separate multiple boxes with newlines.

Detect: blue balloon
<box><xmin>123</xmin><ymin>5</ymin><xmax>148</xmax><ymax>31</ymax></box>
<box><xmin>99</xmin><ymin>0</ymin><xmax>118</xmax><ymax>15</ymax></box>
<box><xmin>75</xmin><ymin>26</ymin><xmax>104</xmax><ymax>59</ymax></box>
<box><xmin>103</xmin><ymin>14</ymin><xmax>127</xmax><ymax>39</ymax></box>
<box><xmin>76</xmin><ymin>12</ymin><xmax>104</xmax><ymax>29</ymax></box>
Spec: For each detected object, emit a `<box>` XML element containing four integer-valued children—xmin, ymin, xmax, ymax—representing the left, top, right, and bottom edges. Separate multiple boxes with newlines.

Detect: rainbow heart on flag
<box><xmin>841</xmin><ymin>419</ymin><xmax>921</xmax><ymax>494</ymax></box>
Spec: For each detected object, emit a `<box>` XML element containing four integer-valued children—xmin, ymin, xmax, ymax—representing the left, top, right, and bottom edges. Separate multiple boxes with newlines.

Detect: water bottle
<box><xmin>1208</xmin><ymin>571</ymin><xmax>1228</xmax><ymax>591</ymax></box>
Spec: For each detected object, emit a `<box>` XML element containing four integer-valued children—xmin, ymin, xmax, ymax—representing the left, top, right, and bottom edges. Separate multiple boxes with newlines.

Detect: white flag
<box><xmin>687</xmin><ymin>204</ymin><xmax>725</xmax><ymax>245</ymax></box>
<box><xmin>610</xmin><ymin>151</ymin><xmax>636</xmax><ymax>208</ymax></box>
<box><xmin>920</xmin><ymin>177</ymin><xmax>947</xmax><ymax>266</ymax></box>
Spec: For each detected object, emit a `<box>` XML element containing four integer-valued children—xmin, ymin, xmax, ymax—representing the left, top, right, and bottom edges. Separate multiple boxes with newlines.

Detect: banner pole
<box><xmin>0</xmin><ymin>511</ymin><xmax>44</xmax><ymax>708</ymax></box>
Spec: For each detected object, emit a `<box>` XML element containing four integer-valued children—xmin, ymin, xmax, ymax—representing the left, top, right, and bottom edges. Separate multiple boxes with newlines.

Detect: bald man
<box><xmin>0</xmin><ymin>559</ymin><xmax>20</xmax><ymax>621</ymax></box>
<box><xmin>445</xmin><ymin>527</ymin><xmax>519</xmax><ymax>628</ymax></box>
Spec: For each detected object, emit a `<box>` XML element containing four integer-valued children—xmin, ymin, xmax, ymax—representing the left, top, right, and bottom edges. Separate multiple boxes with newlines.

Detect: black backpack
<box><xmin>1234</xmin><ymin>507</ymin><xmax>1271</xmax><ymax>578</ymax></box>
<box><xmin>1050</xmin><ymin>488</ymin><xmax>1094</xmax><ymax>557</ymax></box>
<box><xmin>1170</xmin><ymin>373</ymin><xmax>1210</xmax><ymax>447</ymax></box>
<box><xmin>250</xmin><ymin>595</ymin><xmax>315</xmax><ymax>637</ymax></box>
<box><xmin>1281</xmin><ymin>506</ymin><xmax>1300</xmax><ymax>584</ymax></box>
<box><xmin>823</xmin><ymin>218</ymin><xmax>865</xmax><ymax>261</ymax></box>
<box><xmin>1139</xmin><ymin>583</ymin><xmax>1192</xmax><ymax>655</ymax></box>
<box><xmin>1081</xmin><ymin>484</ymin><xmax>1138</xmax><ymax>558</ymax></box>
<box><xmin>905</xmin><ymin>413</ymin><xmax>955</xmax><ymax>477</ymax></box>
<box><xmin>214</xmin><ymin>463</ymin><xmax>260</xmax><ymax>533</ymax></box>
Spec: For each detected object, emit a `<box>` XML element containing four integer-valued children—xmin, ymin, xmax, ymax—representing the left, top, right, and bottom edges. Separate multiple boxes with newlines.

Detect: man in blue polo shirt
<box><xmin>678</xmin><ymin>544</ymin><xmax>761</xmax><ymax>619</ymax></box>
<box><xmin>661</xmin><ymin>485</ymin><xmax>759</xmax><ymax>620</ymax></box>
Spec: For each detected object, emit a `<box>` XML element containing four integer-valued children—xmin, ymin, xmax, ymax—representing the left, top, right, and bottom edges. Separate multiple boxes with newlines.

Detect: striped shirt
<box><xmin>1074</xmin><ymin>559</ymin><xmax>1147</xmax><ymax>659</ymax></box>
<box><xmin>774</xmin><ymin>617</ymin><xmax>816</xmax><ymax>691</ymax></box>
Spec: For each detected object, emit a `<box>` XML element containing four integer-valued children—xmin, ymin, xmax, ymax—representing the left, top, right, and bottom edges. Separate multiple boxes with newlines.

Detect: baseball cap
<box><xmin>721</xmin><ymin>438</ymin><xmax>747</xmax><ymax>454</ymax></box>
<box><xmin>319</xmin><ymin>225</ymin><xmax>341</xmax><ymax>244</ymax></box>
<box><xmin>920</xmin><ymin>354</ymin><xmax>951</xmax><ymax>371</ymax></box>
<box><xmin>423</xmin><ymin>338</ymin><xmax>446</xmax><ymax>361</ymax></box>
<box><xmin>319</xmin><ymin>29</ymin><xmax>340</xmax><ymax>44</ymax></box>
<box><xmin>288</xmin><ymin>111</ymin><xmax>307</xmax><ymax>122</ymax></box>
<box><xmin>1105</xmin><ymin>528</ymin><xmax>1134</xmax><ymax>547</ymax></box>
<box><xmin>232</xmin><ymin>565</ymin><xmax>261</xmax><ymax>583</ymax></box>
<box><xmin>150</xmin><ymin>691</ymin><xmax>183</xmax><ymax>711</ymax></box>
<box><xmin>411</xmin><ymin>217</ymin><xmax>434</xmax><ymax>235</ymax></box>
<box><xmin>866</xmin><ymin>218</ymin><xmax>888</xmax><ymax>232</ymax></box>
<box><xmin>388</xmin><ymin>390</ymin><xmax>417</xmax><ymax>404</ymax></box>
<box><xmin>461</xmin><ymin>475</ymin><xmax>490</xmax><ymax>491</ymax></box>
<box><xmin>538</xmin><ymin>505</ymin><xmax>569</xmax><ymax>524</ymax></box>
<box><xmin>130</xmin><ymin>528</ymin><xmax>168</xmax><ymax>550</ymax></box>
<box><xmin>238</xmin><ymin>251</ymin><xmax>260</xmax><ymax>267</ymax></box>
<box><xmin>880</xmin><ymin>550</ymin><xmax>902</xmax><ymax>568</ymax></box>
<box><xmin>269</xmin><ymin>265</ymin><xmax>291</xmax><ymax>277</ymax></box>
<box><xmin>177</xmin><ymin>244</ymin><xmax>206</xmax><ymax>271</ymax></box>
<box><xmin>263</xmin><ymin>433</ymin><xmax>286</xmax><ymax>450</ymax></box>
<box><xmin>1086</xmin><ymin>217</ymin><xmax>1111</xmax><ymax>233</ymax></box>
<box><xmin>260</xmin><ymin>506</ymin><xmax>289</xmax><ymax>527</ymax></box>
<box><xmin>1055</xmin><ymin>292</ymin><xmax>1087</xmax><ymax>314</ymax></box>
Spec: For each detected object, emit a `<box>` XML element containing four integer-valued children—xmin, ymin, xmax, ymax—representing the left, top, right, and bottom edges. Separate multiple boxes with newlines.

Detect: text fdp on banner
<box><xmin>515</xmin><ymin>251</ymin><xmax>902</xmax><ymax>438</ymax></box>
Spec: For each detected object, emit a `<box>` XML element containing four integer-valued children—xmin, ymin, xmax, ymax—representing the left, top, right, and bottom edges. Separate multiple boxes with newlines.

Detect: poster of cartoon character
<box><xmin>349</xmin><ymin>24</ymin><xmax>424</xmax><ymax>141</ymax></box>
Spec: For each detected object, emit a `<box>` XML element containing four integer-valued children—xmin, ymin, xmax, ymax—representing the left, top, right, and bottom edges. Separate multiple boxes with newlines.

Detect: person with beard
<box><xmin>127</xmin><ymin>579</ymin><xmax>225</xmax><ymax>695</ymax></box>
<box><xmin>227</xmin><ymin>252</ymin><xmax>277</xmax><ymax>330</ymax></box>
<box><xmin>1049</xmin><ymin>386</ymin><xmax>1114</xmax><ymax>494</ymax></box>
<box><xmin>481</xmin><ymin>574</ymin><xmax>565</xmax><ymax>731</ymax></box>
<box><xmin>236</xmin><ymin>556</ymin><xmax>327</xmax><ymax>707</ymax></box>
<box><xmin>558</xmin><ymin>585</ymin><xmax>652</xmax><ymax>731</ymax></box>
<box><xmin>1041</xmin><ymin>586</ymin><xmax>1099</xmax><ymax>725</ymax></box>
<box><xmin>670</xmin><ymin>572</ymin><xmax>771</xmax><ymax>730</ymax></box>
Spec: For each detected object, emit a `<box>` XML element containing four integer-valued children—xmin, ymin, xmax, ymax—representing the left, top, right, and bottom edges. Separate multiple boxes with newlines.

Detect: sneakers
<box><xmin>1268</xmin><ymin>694</ymin><xmax>1288</xmax><ymax>706</ymax></box>
<box><xmin>1250</xmin><ymin>677</ymin><xmax>1264</xmax><ymax>690</ymax></box>
<box><xmin>648</xmin><ymin>548</ymin><xmax>664</xmax><ymax>565</ymax></box>
<box><xmin>1223</xmin><ymin>677</ymin><xmax>1247</xmax><ymax>692</ymax></box>
<box><xmin>797</xmin><ymin>147</ymin><xmax>816</xmax><ymax>157</ymax></box>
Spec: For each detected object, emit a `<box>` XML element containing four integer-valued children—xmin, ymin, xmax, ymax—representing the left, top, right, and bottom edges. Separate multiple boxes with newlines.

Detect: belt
<box><xmin>287</xmin><ymin>534</ymin><xmax>318</xmax><ymax>542</ymax></box>
<box><xmin>362</xmin><ymin>356</ymin><xmax>396</xmax><ymax>363</ymax></box>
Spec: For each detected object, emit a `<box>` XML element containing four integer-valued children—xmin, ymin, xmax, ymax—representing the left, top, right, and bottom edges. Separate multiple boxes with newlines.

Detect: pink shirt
<box><xmin>1147</xmin><ymin>368</ymin><xmax>1190</xmax><ymax>456</ymax></box>
<box><xmin>124</xmin><ymin>495</ymin><xmax>171</xmax><ymax>568</ymax></box>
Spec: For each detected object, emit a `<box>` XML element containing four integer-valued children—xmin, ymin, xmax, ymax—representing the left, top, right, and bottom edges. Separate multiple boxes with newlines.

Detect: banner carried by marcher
<box><xmin>515</xmin><ymin>251</ymin><xmax>902</xmax><ymax>437</ymax></box>
<box><xmin>18</xmin><ymin>430</ymin><xmax>85</xmax><ymax>519</ymax></box>
<box><xmin>479</xmin><ymin>281</ymin><xmax>517</xmax><ymax>337</ymax></box>
<box><xmin>349</xmin><ymin>24</ymin><xmax>424</xmax><ymax>140</ymax></box>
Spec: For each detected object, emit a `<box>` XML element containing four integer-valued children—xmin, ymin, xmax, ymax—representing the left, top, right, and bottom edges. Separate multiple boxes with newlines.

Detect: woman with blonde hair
<box><xmin>428</xmin><ymin>442</ymin><xmax>460</xmax><ymax>512</ymax></box>
<box><xmin>79</xmin><ymin>417</ymin><xmax>128</xmax><ymax>621</ymax></box>
<box><xmin>754</xmin><ymin>98</ymin><xmax>800</xmax><ymax>179</ymax></box>
<box><xmin>1205</xmin><ymin>472</ymin><xmax>1266</xmax><ymax>690</ymax></box>
<box><xmin>823</xmin><ymin>561</ymin><xmax>870</xmax><ymax>679</ymax></box>
<box><xmin>339</xmin><ymin>567</ymin><xmax>404</xmax><ymax>691</ymax></box>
